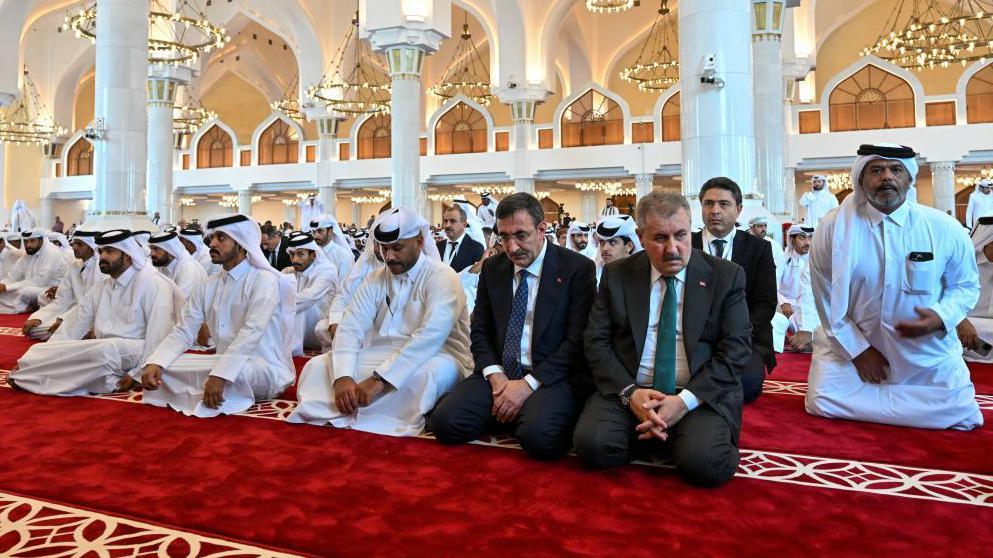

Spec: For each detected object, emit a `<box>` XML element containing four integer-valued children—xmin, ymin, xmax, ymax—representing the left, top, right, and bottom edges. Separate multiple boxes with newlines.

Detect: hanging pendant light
<box><xmin>307</xmin><ymin>12</ymin><xmax>391</xmax><ymax>115</ymax></box>
<box><xmin>173</xmin><ymin>94</ymin><xmax>215</xmax><ymax>135</ymax></box>
<box><xmin>429</xmin><ymin>16</ymin><xmax>492</xmax><ymax>106</ymax></box>
<box><xmin>620</xmin><ymin>0</ymin><xmax>679</xmax><ymax>92</ymax></box>
<box><xmin>271</xmin><ymin>73</ymin><xmax>305</xmax><ymax>122</ymax></box>
<box><xmin>0</xmin><ymin>68</ymin><xmax>67</xmax><ymax>146</ymax></box>
<box><xmin>586</xmin><ymin>0</ymin><xmax>639</xmax><ymax>15</ymax></box>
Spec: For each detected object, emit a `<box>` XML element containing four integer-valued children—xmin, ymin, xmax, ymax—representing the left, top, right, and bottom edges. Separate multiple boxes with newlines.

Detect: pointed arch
<box><xmin>960</xmin><ymin>61</ymin><xmax>993</xmax><ymax>124</ymax></box>
<box><xmin>553</xmin><ymin>83</ymin><xmax>631</xmax><ymax>148</ymax></box>
<box><xmin>652</xmin><ymin>86</ymin><xmax>680</xmax><ymax>142</ymax></box>
<box><xmin>353</xmin><ymin>113</ymin><xmax>392</xmax><ymax>160</ymax></box>
<box><xmin>819</xmin><ymin>56</ymin><xmax>924</xmax><ymax>130</ymax></box>
<box><xmin>192</xmin><ymin>120</ymin><xmax>238</xmax><ymax>169</ymax></box>
<box><xmin>427</xmin><ymin>95</ymin><xmax>494</xmax><ymax>155</ymax></box>
<box><xmin>251</xmin><ymin>113</ymin><xmax>304</xmax><ymax>165</ymax></box>
<box><xmin>62</xmin><ymin>132</ymin><xmax>94</xmax><ymax>177</ymax></box>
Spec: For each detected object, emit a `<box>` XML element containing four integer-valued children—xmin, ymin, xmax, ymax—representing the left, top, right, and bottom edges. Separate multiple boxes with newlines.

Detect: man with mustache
<box><xmin>799</xmin><ymin>174</ymin><xmax>839</xmax><ymax>228</ymax></box>
<box><xmin>10</xmin><ymin>230</ymin><xmax>176</xmax><ymax>396</ymax></box>
<box><xmin>0</xmin><ymin>229</ymin><xmax>67</xmax><ymax>314</ymax></box>
<box><xmin>289</xmin><ymin>207</ymin><xmax>471</xmax><ymax>436</ymax></box>
<box><xmin>432</xmin><ymin>193</ymin><xmax>597</xmax><ymax>459</ymax></box>
<box><xmin>573</xmin><ymin>192</ymin><xmax>752</xmax><ymax>487</ymax></box>
<box><xmin>437</xmin><ymin>203</ymin><xmax>484</xmax><ymax>273</ymax></box>
<box><xmin>566</xmin><ymin>220</ymin><xmax>598</xmax><ymax>261</ymax></box>
<box><xmin>148</xmin><ymin>230</ymin><xmax>207</xmax><ymax>302</ymax></box>
<box><xmin>309</xmin><ymin>214</ymin><xmax>354</xmax><ymax>286</ymax></box>
<box><xmin>283</xmin><ymin>231</ymin><xmax>337</xmax><ymax>355</ymax></box>
<box><xmin>806</xmin><ymin>144</ymin><xmax>982</xmax><ymax>430</ymax></box>
<box><xmin>22</xmin><ymin>231</ymin><xmax>102</xmax><ymax>340</ymax></box>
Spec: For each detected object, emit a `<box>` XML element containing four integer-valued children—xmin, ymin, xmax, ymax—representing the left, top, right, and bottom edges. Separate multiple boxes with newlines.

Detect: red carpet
<box><xmin>1</xmin><ymin>317</ymin><xmax>992</xmax><ymax>557</ymax></box>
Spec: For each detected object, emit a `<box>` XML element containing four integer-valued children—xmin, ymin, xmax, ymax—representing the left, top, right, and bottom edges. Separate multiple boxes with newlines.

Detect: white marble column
<box><xmin>783</xmin><ymin>167</ymin><xmax>797</xmax><ymax>221</ymax></box>
<box><xmin>635</xmin><ymin>173</ymin><xmax>654</xmax><ymax>201</ymax></box>
<box><xmin>237</xmin><ymin>189</ymin><xmax>253</xmax><ymax>217</ymax></box>
<box><xmin>85</xmin><ymin>0</ymin><xmax>152</xmax><ymax>231</ymax></box>
<box><xmin>930</xmin><ymin>161</ymin><xmax>956</xmax><ymax>215</ymax></box>
<box><xmin>581</xmin><ymin>192</ymin><xmax>597</xmax><ymax>223</ymax></box>
<box><xmin>498</xmin><ymin>88</ymin><xmax>546</xmax><ymax>198</ymax></box>
<box><xmin>383</xmin><ymin>46</ymin><xmax>427</xmax><ymax>210</ymax></box>
<box><xmin>39</xmin><ymin>196</ymin><xmax>54</xmax><ymax>231</ymax></box>
<box><xmin>313</xmin><ymin>115</ymin><xmax>341</xmax><ymax>214</ymax></box>
<box><xmin>351</xmin><ymin>202</ymin><xmax>362</xmax><ymax>227</ymax></box>
<box><xmin>753</xmin><ymin>15</ymin><xmax>787</xmax><ymax>214</ymax></box>
<box><xmin>0</xmin><ymin>146</ymin><xmax>7</xmax><ymax>227</ymax></box>
<box><xmin>515</xmin><ymin>178</ymin><xmax>536</xmax><ymax>195</ymax></box>
<box><xmin>147</xmin><ymin>68</ymin><xmax>190</xmax><ymax>227</ymax></box>
<box><xmin>679</xmin><ymin>0</ymin><xmax>756</xmax><ymax>195</ymax></box>
<box><xmin>283</xmin><ymin>203</ymin><xmax>296</xmax><ymax>226</ymax></box>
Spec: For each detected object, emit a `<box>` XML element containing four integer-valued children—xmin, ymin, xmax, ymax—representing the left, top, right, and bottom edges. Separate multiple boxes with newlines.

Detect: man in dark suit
<box><xmin>432</xmin><ymin>193</ymin><xmax>597</xmax><ymax>459</ymax></box>
<box><xmin>261</xmin><ymin>224</ymin><xmax>291</xmax><ymax>271</ymax></box>
<box><xmin>574</xmin><ymin>192</ymin><xmax>752</xmax><ymax>487</ymax></box>
<box><xmin>436</xmin><ymin>205</ymin><xmax>484</xmax><ymax>273</ymax></box>
<box><xmin>692</xmin><ymin>177</ymin><xmax>777</xmax><ymax>403</ymax></box>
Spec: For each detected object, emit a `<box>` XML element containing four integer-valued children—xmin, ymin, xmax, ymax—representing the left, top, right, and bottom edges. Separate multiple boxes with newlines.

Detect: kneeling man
<box><xmin>10</xmin><ymin>230</ymin><xmax>176</xmax><ymax>395</ymax></box>
<box><xmin>288</xmin><ymin>207</ymin><xmax>472</xmax><ymax>436</ymax></box>
<box><xmin>806</xmin><ymin>144</ymin><xmax>982</xmax><ymax>430</ymax></box>
<box><xmin>284</xmin><ymin>231</ymin><xmax>337</xmax><ymax>355</ymax></box>
<box><xmin>23</xmin><ymin>231</ymin><xmax>102</xmax><ymax>340</ymax></box>
<box><xmin>573</xmin><ymin>192</ymin><xmax>752</xmax><ymax>487</ymax></box>
<box><xmin>138</xmin><ymin>214</ymin><xmax>298</xmax><ymax>417</ymax></box>
<box><xmin>0</xmin><ymin>229</ymin><xmax>67</xmax><ymax>314</ymax></box>
<box><xmin>957</xmin><ymin>216</ymin><xmax>993</xmax><ymax>362</ymax></box>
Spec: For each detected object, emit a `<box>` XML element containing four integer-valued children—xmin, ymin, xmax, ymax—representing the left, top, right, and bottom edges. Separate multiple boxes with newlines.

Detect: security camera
<box><xmin>700</xmin><ymin>54</ymin><xmax>725</xmax><ymax>89</ymax></box>
<box><xmin>507</xmin><ymin>81</ymin><xmax>518</xmax><ymax>89</ymax></box>
<box><xmin>84</xmin><ymin>117</ymin><xmax>106</xmax><ymax>141</ymax></box>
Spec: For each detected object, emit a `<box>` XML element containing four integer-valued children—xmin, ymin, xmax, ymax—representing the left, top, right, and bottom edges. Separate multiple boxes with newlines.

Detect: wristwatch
<box><xmin>618</xmin><ymin>384</ymin><xmax>638</xmax><ymax>407</ymax></box>
<box><xmin>372</xmin><ymin>371</ymin><xmax>392</xmax><ymax>390</ymax></box>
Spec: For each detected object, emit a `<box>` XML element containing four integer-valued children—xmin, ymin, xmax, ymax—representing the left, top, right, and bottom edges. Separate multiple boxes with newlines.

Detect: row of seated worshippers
<box><xmin>4</xmin><ymin>142</ymin><xmax>988</xmax><ymax>488</ymax></box>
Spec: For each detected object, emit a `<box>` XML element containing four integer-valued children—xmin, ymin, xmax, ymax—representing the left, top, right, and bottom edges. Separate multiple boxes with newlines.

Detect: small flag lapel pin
<box><xmin>699</xmin><ymin>281</ymin><xmax>707</xmax><ymax>287</ymax></box>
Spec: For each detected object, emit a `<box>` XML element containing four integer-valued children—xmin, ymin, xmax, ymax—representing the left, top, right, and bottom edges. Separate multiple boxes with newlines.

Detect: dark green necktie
<box><xmin>652</xmin><ymin>276</ymin><xmax>677</xmax><ymax>395</ymax></box>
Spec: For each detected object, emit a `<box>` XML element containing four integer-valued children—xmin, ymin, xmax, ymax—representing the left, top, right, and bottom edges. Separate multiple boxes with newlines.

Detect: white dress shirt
<box><xmin>443</xmin><ymin>233</ymin><xmax>466</xmax><ymax>265</ymax></box>
<box><xmin>481</xmin><ymin>240</ymin><xmax>547</xmax><ymax>391</ymax></box>
<box><xmin>635</xmin><ymin>266</ymin><xmax>699</xmax><ymax>411</ymax></box>
<box><xmin>702</xmin><ymin>227</ymin><xmax>736</xmax><ymax>260</ymax></box>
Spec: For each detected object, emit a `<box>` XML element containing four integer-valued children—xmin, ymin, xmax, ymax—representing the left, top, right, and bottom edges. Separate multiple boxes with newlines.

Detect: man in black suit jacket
<box><xmin>574</xmin><ymin>192</ymin><xmax>752</xmax><ymax>487</ymax></box>
<box><xmin>436</xmin><ymin>205</ymin><xmax>484</xmax><ymax>273</ymax></box>
<box><xmin>432</xmin><ymin>193</ymin><xmax>597</xmax><ymax>459</ymax></box>
<box><xmin>692</xmin><ymin>177</ymin><xmax>777</xmax><ymax>403</ymax></box>
<box><xmin>261</xmin><ymin>225</ymin><xmax>291</xmax><ymax>271</ymax></box>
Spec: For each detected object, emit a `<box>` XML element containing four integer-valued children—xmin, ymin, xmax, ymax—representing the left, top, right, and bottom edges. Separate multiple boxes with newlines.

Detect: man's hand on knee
<box><xmin>115</xmin><ymin>375</ymin><xmax>136</xmax><ymax>392</ymax></box>
<box><xmin>140</xmin><ymin>364</ymin><xmax>164</xmax><ymax>390</ymax></box>
<box><xmin>334</xmin><ymin>377</ymin><xmax>359</xmax><ymax>415</ymax></box>
<box><xmin>492</xmin><ymin>378</ymin><xmax>533</xmax><ymax>423</ymax></box>
<box><xmin>202</xmin><ymin>376</ymin><xmax>227</xmax><ymax>409</ymax></box>
<box><xmin>356</xmin><ymin>375</ymin><xmax>388</xmax><ymax>406</ymax></box>
<box><xmin>853</xmin><ymin>346</ymin><xmax>889</xmax><ymax>384</ymax></box>
<box><xmin>21</xmin><ymin>319</ymin><xmax>40</xmax><ymax>337</ymax></box>
<box><xmin>629</xmin><ymin>389</ymin><xmax>668</xmax><ymax>441</ymax></box>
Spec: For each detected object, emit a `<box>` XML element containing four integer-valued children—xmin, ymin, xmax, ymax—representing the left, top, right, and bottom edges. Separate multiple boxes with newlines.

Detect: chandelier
<box><xmin>957</xmin><ymin>167</ymin><xmax>993</xmax><ymax>187</ymax></box>
<box><xmin>586</xmin><ymin>0</ymin><xmax>639</xmax><ymax>15</ymax></box>
<box><xmin>620</xmin><ymin>1</ymin><xmax>679</xmax><ymax>91</ymax></box>
<box><xmin>534</xmin><ymin>191</ymin><xmax>552</xmax><ymax>199</ymax></box>
<box><xmin>429</xmin><ymin>17</ymin><xmax>492</xmax><ymax>106</ymax></box>
<box><xmin>428</xmin><ymin>193</ymin><xmax>459</xmax><ymax>202</ymax></box>
<box><xmin>63</xmin><ymin>1</ymin><xmax>229</xmax><ymax>66</ymax></box>
<box><xmin>307</xmin><ymin>13</ymin><xmax>391</xmax><ymax>115</ymax></box>
<box><xmin>0</xmin><ymin>68</ymin><xmax>66</xmax><ymax>146</ymax></box>
<box><xmin>180</xmin><ymin>197</ymin><xmax>197</xmax><ymax>206</ymax></box>
<box><xmin>219</xmin><ymin>194</ymin><xmax>262</xmax><ymax>208</ymax></box>
<box><xmin>824</xmin><ymin>173</ymin><xmax>853</xmax><ymax>193</ymax></box>
<box><xmin>862</xmin><ymin>0</ymin><xmax>993</xmax><ymax>70</ymax></box>
<box><xmin>173</xmin><ymin>95</ymin><xmax>215</xmax><ymax>135</ymax></box>
<box><xmin>468</xmin><ymin>184</ymin><xmax>515</xmax><ymax>196</ymax></box>
<box><xmin>353</xmin><ymin>196</ymin><xmax>390</xmax><ymax>204</ymax></box>
<box><xmin>271</xmin><ymin>73</ymin><xmax>304</xmax><ymax>122</ymax></box>
<box><xmin>575</xmin><ymin>181</ymin><xmax>635</xmax><ymax>196</ymax></box>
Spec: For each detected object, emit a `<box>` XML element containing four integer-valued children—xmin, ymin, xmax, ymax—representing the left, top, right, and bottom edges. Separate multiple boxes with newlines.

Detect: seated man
<box><xmin>565</xmin><ymin>220</ymin><xmax>598</xmax><ymax>260</ymax></box>
<box><xmin>806</xmin><ymin>144</ymin><xmax>982</xmax><ymax>430</ymax></box>
<box><xmin>776</xmin><ymin>225</ymin><xmax>815</xmax><ymax>351</ymax></box>
<box><xmin>149</xmin><ymin>230</ymin><xmax>207</xmax><ymax>301</ymax></box>
<box><xmin>460</xmin><ymin>238</ymin><xmax>503</xmax><ymax>315</ymax></box>
<box><xmin>310</xmin><ymin>214</ymin><xmax>354</xmax><ymax>285</ymax></box>
<box><xmin>432</xmin><ymin>193</ymin><xmax>597</xmax><ymax>459</ymax></box>
<box><xmin>0</xmin><ymin>232</ymin><xmax>24</xmax><ymax>279</ymax></box>
<box><xmin>138</xmin><ymin>214</ymin><xmax>298</xmax><ymax>418</ymax></box>
<box><xmin>957</xmin><ymin>215</ymin><xmax>993</xmax><ymax>363</ymax></box>
<box><xmin>289</xmin><ymin>207</ymin><xmax>472</xmax><ymax>436</ymax></box>
<box><xmin>437</xmin><ymin>204</ymin><xmax>485</xmax><ymax>273</ymax></box>
<box><xmin>10</xmin><ymin>230</ymin><xmax>177</xmax><ymax>395</ymax></box>
<box><xmin>594</xmin><ymin>214</ymin><xmax>641</xmax><ymax>284</ymax></box>
<box><xmin>284</xmin><ymin>231</ymin><xmax>337</xmax><ymax>355</ymax></box>
<box><xmin>0</xmin><ymin>229</ymin><xmax>67</xmax><ymax>314</ymax></box>
<box><xmin>573</xmin><ymin>192</ymin><xmax>752</xmax><ymax>487</ymax></box>
<box><xmin>47</xmin><ymin>232</ymin><xmax>75</xmax><ymax>266</ymax></box>
<box><xmin>23</xmin><ymin>231</ymin><xmax>102</xmax><ymax>340</ymax></box>
<box><xmin>747</xmin><ymin>216</ymin><xmax>785</xmax><ymax>285</ymax></box>
<box><xmin>178</xmin><ymin>227</ymin><xmax>218</xmax><ymax>275</ymax></box>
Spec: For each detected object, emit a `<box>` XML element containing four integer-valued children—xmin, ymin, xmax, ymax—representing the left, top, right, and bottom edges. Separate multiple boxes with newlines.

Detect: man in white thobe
<box><xmin>0</xmin><ymin>232</ymin><xmax>24</xmax><ymax>280</ymax></box>
<box><xmin>289</xmin><ymin>207</ymin><xmax>472</xmax><ymax>436</ymax></box>
<box><xmin>600</xmin><ymin>197</ymin><xmax>619</xmax><ymax>216</ymax></box>
<box><xmin>179</xmin><ymin>227</ymin><xmax>218</xmax><ymax>275</ymax></box>
<box><xmin>22</xmin><ymin>231</ymin><xmax>102</xmax><ymax>340</ymax></box>
<box><xmin>806</xmin><ymin>143</ymin><xmax>982</xmax><ymax>430</ymax></box>
<box><xmin>47</xmin><ymin>232</ymin><xmax>75</xmax><ymax>267</ymax></box>
<box><xmin>138</xmin><ymin>214</ymin><xmax>297</xmax><ymax>417</ymax></box>
<box><xmin>298</xmin><ymin>195</ymin><xmax>324</xmax><ymax>229</ymax></box>
<box><xmin>965</xmin><ymin>179</ymin><xmax>993</xmax><ymax>231</ymax></box>
<box><xmin>310</xmin><ymin>214</ymin><xmax>353</xmax><ymax>285</ymax></box>
<box><xmin>775</xmin><ymin>225</ymin><xmax>817</xmax><ymax>352</ymax></box>
<box><xmin>0</xmin><ymin>230</ymin><xmax>67</xmax><ymax>314</ymax></box>
<box><xmin>283</xmin><ymin>231</ymin><xmax>337</xmax><ymax>355</ymax></box>
<box><xmin>957</xmin><ymin>215</ymin><xmax>993</xmax><ymax>363</ymax></box>
<box><xmin>565</xmin><ymin>220</ymin><xmax>598</xmax><ymax>261</ymax></box>
<box><xmin>593</xmin><ymin>214</ymin><xmax>641</xmax><ymax>284</ymax></box>
<box><xmin>149</xmin><ymin>230</ymin><xmax>207</xmax><ymax>301</ymax></box>
<box><xmin>749</xmin><ymin>215</ymin><xmax>786</xmax><ymax>284</ymax></box>
<box><xmin>799</xmin><ymin>175</ymin><xmax>839</xmax><ymax>228</ymax></box>
<box><xmin>477</xmin><ymin>192</ymin><xmax>498</xmax><ymax>244</ymax></box>
<box><xmin>9</xmin><ymin>230</ymin><xmax>177</xmax><ymax>396</ymax></box>
<box><xmin>10</xmin><ymin>200</ymin><xmax>36</xmax><ymax>232</ymax></box>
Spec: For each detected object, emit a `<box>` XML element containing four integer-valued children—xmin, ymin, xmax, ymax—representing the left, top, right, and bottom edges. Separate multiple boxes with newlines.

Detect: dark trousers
<box><xmin>431</xmin><ymin>374</ymin><xmax>579</xmax><ymax>460</ymax></box>
<box><xmin>572</xmin><ymin>393</ymin><xmax>739</xmax><ymax>487</ymax></box>
<box><xmin>741</xmin><ymin>350</ymin><xmax>766</xmax><ymax>404</ymax></box>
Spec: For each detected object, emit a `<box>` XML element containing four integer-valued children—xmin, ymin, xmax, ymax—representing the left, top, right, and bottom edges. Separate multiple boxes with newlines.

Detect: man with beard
<box><xmin>565</xmin><ymin>221</ymin><xmax>598</xmax><ymax>261</ymax></box>
<box><xmin>9</xmin><ymin>230</ymin><xmax>176</xmax><ymax>396</ymax></box>
<box><xmin>289</xmin><ymin>208</ymin><xmax>471</xmax><ymax>436</ymax></box>
<box><xmin>149</xmin><ymin>230</ymin><xmax>207</xmax><ymax>301</ymax></box>
<box><xmin>22</xmin><ymin>231</ymin><xmax>102</xmax><ymax>340</ymax></box>
<box><xmin>310</xmin><ymin>214</ymin><xmax>354</xmax><ymax>286</ymax></box>
<box><xmin>799</xmin><ymin>174</ymin><xmax>839</xmax><ymax>228</ymax></box>
<box><xmin>179</xmin><ymin>227</ymin><xmax>218</xmax><ymax>275</ymax></box>
<box><xmin>284</xmin><ymin>231</ymin><xmax>337</xmax><ymax>355</ymax></box>
<box><xmin>0</xmin><ymin>229</ymin><xmax>67</xmax><ymax>314</ymax></box>
<box><xmin>138</xmin><ymin>214</ymin><xmax>297</xmax><ymax>417</ymax></box>
<box><xmin>966</xmin><ymin>178</ymin><xmax>993</xmax><ymax>230</ymax></box>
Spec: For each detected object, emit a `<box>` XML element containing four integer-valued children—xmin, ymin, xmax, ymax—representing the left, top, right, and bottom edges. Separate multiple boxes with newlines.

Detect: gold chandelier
<box><xmin>862</xmin><ymin>0</ymin><xmax>993</xmax><ymax>70</ymax></box>
<box><xmin>62</xmin><ymin>0</ymin><xmax>229</xmax><ymax>66</ymax></box>
<box><xmin>271</xmin><ymin>73</ymin><xmax>304</xmax><ymax>122</ymax></box>
<box><xmin>586</xmin><ymin>0</ymin><xmax>639</xmax><ymax>15</ymax></box>
<box><xmin>430</xmin><ymin>16</ymin><xmax>492</xmax><ymax>106</ymax></box>
<box><xmin>173</xmin><ymin>95</ymin><xmax>215</xmax><ymax>135</ymax></box>
<box><xmin>307</xmin><ymin>13</ymin><xmax>391</xmax><ymax>115</ymax></box>
<box><xmin>0</xmin><ymin>68</ymin><xmax>66</xmax><ymax>146</ymax></box>
<box><xmin>575</xmin><ymin>181</ymin><xmax>636</xmax><ymax>196</ymax></box>
<box><xmin>620</xmin><ymin>0</ymin><xmax>679</xmax><ymax>92</ymax></box>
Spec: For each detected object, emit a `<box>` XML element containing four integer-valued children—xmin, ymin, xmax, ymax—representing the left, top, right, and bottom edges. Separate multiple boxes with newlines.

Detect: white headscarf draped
<box><xmin>343</xmin><ymin>215</ymin><xmax>386</xmax><ymax>290</ymax></box>
<box><xmin>373</xmin><ymin>207</ymin><xmax>441</xmax><ymax>261</ymax></box>
<box><xmin>451</xmin><ymin>199</ymin><xmax>487</xmax><ymax>246</ymax></box>
<box><xmin>309</xmin><ymin>214</ymin><xmax>351</xmax><ymax>252</ymax></box>
<box><xmin>149</xmin><ymin>231</ymin><xmax>192</xmax><ymax>264</ymax></box>
<box><xmin>971</xmin><ymin>216</ymin><xmax>993</xmax><ymax>316</ymax></box>
<box><xmin>595</xmin><ymin>214</ymin><xmax>642</xmax><ymax>253</ymax></box>
<box><xmin>285</xmin><ymin>231</ymin><xmax>335</xmax><ymax>275</ymax></box>
<box><xmin>784</xmin><ymin>224</ymin><xmax>815</xmax><ymax>259</ymax></box>
<box><xmin>206</xmin><ymin>214</ymin><xmax>297</xmax><ymax>350</ymax></box>
<box><xmin>11</xmin><ymin>200</ymin><xmax>36</xmax><ymax>232</ymax></box>
<box><xmin>180</xmin><ymin>228</ymin><xmax>209</xmax><ymax>255</ymax></box>
<box><xmin>95</xmin><ymin>230</ymin><xmax>148</xmax><ymax>270</ymax></box>
<box><xmin>4</xmin><ymin>232</ymin><xmax>24</xmax><ymax>256</ymax></box>
<box><xmin>566</xmin><ymin>220</ymin><xmax>598</xmax><ymax>259</ymax></box>
<box><xmin>47</xmin><ymin>232</ymin><xmax>73</xmax><ymax>259</ymax></box>
<box><xmin>71</xmin><ymin>230</ymin><xmax>99</xmax><ymax>252</ymax></box>
<box><xmin>975</xmin><ymin>178</ymin><xmax>993</xmax><ymax>195</ymax></box>
<box><xmin>826</xmin><ymin>143</ymin><xmax>920</xmax><ymax>340</ymax></box>
<box><xmin>748</xmin><ymin>216</ymin><xmax>769</xmax><ymax>227</ymax></box>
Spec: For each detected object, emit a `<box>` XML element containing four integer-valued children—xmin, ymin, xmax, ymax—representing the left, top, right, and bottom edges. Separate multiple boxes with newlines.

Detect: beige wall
<box><xmin>201</xmin><ymin>73</ymin><xmax>272</xmax><ymax>145</ymax></box>
<box><xmin>52</xmin><ymin>199</ymin><xmax>88</xmax><ymax>228</ymax></box>
<box><xmin>73</xmin><ymin>75</ymin><xmax>95</xmax><ymax>133</ymax></box>
<box><xmin>3</xmin><ymin>144</ymin><xmax>43</xmax><ymax>216</ymax></box>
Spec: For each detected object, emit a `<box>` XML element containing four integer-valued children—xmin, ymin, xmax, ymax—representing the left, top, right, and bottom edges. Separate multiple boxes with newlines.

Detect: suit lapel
<box><xmin>626</xmin><ymin>253</ymin><xmax>652</xmax><ymax>360</ymax></box>
<box><xmin>691</xmin><ymin>231</ymin><xmax>703</xmax><ymax>251</ymax></box>
<box><xmin>731</xmin><ymin>232</ymin><xmax>746</xmax><ymax>267</ymax></box>
<box><xmin>531</xmin><ymin>244</ymin><xmax>562</xmax><ymax>343</ymax></box>
<box><xmin>682</xmin><ymin>251</ymin><xmax>713</xmax><ymax>359</ymax></box>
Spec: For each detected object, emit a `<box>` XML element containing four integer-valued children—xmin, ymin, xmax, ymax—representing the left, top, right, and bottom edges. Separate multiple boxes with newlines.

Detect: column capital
<box><xmin>383</xmin><ymin>45</ymin><xmax>429</xmax><ymax>79</ymax></box>
<box><xmin>930</xmin><ymin>161</ymin><xmax>957</xmax><ymax>173</ymax></box>
<box><xmin>361</xmin><ymin>0</ymin><xmax>450</xmax><ymax>54</ymax></box>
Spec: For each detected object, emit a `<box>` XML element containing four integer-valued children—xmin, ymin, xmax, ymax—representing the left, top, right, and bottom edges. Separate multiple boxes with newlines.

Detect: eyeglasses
<box><xmin>496</xmin><ymin>229</ymin><xmax>536</xmax><ymax>244</ymax></box>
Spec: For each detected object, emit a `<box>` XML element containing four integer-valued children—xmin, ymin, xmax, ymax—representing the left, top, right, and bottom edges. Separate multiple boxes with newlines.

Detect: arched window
<box><xmin>966</xmin><ymin>64</ymin><xmax>993</xmax><ymax>123</ymax></box>
<box><xmin>829</xmin><ymin>65</ymin><xmax>915</xmax><ymax>131</ymax></box>
<box><xmin>357</xmin><ymin>114</ymin><xmax>391</xmax><ymax>159</ymax></box>
<box><xmin>258</xmin><ymin>118</ymin><xmax>299</xmax><ymax>165</ymax></box>
<box><xmin>661</xmin><ymin>92</ymin><xmax>681</xmax><ymax>142</ymax></box>
<box><xmin>435</xmin><ymin>102</ymin><xmax>487</xmax><ymax>155</ymax></box>
<box><xmin>197</xmin><ymin>125</ymin><xmax>234</xmax><ymax>168</ymax></box>
<box><xmin>561</xmin><ymin>90</ymin><xmax>624</xmax><ymax>147</ymax></box>
<box><xmin>66</xmin><ymin>138</ymin><xmax>93</xmax><ymax>176</ymax></box>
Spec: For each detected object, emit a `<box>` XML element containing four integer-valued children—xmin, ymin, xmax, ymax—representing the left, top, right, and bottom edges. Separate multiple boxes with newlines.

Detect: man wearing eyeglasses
<box><xmin>432</xmin><ymin>193</ymin><xmax>597</xmax><ymax>459</ymax></box>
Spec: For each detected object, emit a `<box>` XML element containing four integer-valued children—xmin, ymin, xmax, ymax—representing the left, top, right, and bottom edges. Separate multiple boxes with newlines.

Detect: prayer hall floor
<box><xmin>0</xmin><ymin>312</ymin><xmax>990</xmax><ymax>557</ymax></box>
